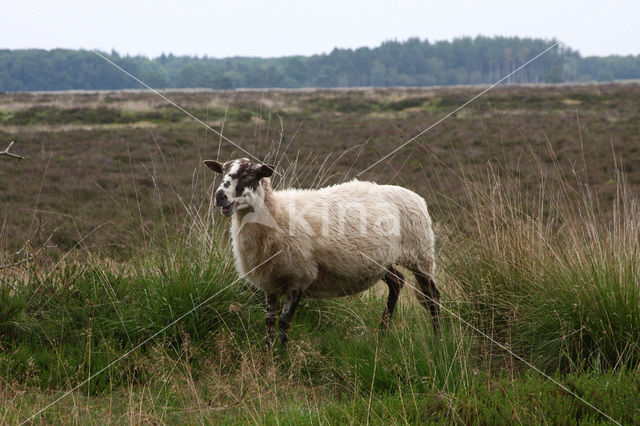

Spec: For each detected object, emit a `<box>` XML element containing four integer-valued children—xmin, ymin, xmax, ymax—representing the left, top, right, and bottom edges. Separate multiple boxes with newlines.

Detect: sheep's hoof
<box><xmin>266</xmin><ymin>335</ymin><xmax>275</xmax><ymax>350</ymax></box>
<box><xmin>379</xmin><ymin>315</ymin><xmax>392</xmax><ymax>330</ymax></box>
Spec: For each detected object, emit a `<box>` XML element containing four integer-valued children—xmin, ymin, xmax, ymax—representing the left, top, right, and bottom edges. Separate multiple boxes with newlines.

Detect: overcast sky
<box><xmin>1</xmin><ymin>0</ymin><xmax>636</xmax><ymax>58</ymax></box>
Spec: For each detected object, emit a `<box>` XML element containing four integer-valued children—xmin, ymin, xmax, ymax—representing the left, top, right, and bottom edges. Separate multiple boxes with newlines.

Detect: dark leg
<box><xmin>265</xmin><ymin>293</ymin><xmax>278</xmax><ymax>348</ymax></box>
<box><xmin>380</xmin><ymin>266</ymin><xmax>404</xmax><ymax>329</ymax></box>
<box><xmin>413</xmin><ymin>271</ymin><xmax>441</xmax><ymax>333</ymax></box>
<box><xmin>279</xmin><ymin>288</ymin><xmax>301</xmax><ymax>346</ymax></box>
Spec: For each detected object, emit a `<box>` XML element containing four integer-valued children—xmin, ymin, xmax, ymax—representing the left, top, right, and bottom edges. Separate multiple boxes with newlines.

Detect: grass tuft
<box><xmin>443</xmin><ymin>164</ymin><xmax>640</xmax><ymax>371</ymax></box>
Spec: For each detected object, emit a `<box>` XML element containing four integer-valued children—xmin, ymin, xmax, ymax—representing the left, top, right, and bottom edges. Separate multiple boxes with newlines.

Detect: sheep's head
<box><xmin>203</xmin><ymin>158</ymin><xmax>275</xmax><ymax>217</ymax></box>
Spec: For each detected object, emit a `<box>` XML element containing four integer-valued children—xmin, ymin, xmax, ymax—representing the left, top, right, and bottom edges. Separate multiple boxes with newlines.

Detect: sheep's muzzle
<box><xmin>221</xmin><ymin>201</ymin><xmax>237</xmax><ymax>217</ymax></box>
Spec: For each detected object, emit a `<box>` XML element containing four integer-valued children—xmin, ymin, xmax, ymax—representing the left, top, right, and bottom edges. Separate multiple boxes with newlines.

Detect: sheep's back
<box><xmin>274</xmin><ymin>180</ymin><xmax>433</xmax><ymax>279</ymax></box>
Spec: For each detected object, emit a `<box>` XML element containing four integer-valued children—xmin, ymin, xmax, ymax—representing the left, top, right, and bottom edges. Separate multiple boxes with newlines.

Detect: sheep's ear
<box><xmin>257</xmin><ymin>164</ymin><xmax>275</xmax><ymax>178</ymax></box>
<box><xmin>203</xmin><ymin>160</ymin><xmax>224</xmax><ymax>174</ymax></box>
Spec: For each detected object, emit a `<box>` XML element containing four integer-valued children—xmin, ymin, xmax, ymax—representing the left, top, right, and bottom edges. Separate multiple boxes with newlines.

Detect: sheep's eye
<box><xmin>248</xmin><ymin>169</ymin><xmax>257</xmax><ymax>176</ymax></box>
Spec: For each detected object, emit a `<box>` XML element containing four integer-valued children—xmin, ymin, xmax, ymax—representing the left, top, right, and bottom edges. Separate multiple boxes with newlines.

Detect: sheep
<box><xmin>204</xmin><ymin>158</ymin><xmax>440</xmax><ymax>346</ymax></box>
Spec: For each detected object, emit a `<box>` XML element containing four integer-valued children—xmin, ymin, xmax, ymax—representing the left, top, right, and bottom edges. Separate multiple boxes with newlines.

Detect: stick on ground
<box><xmin>0</xmin><ymin>141</ymin><xmax>24</xmax><ymax>161</ymax></box>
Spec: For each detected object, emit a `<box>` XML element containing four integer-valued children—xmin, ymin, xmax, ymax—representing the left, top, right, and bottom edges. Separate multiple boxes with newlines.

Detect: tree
<box><xmin>370</xmin><ymin>62</ymin><xmax>387</xmax><ymax>86</ymax></box>
<box><xmin>596</xmin><ymin>69</ymin><xmax>614</xmax><ymax>82</ymax></box>
<box><xmin>282</xmin><ymin>57</ymin><xmax>307</xmax><ymax>86</ymax></box>
<box><xmin>545</xmin><ymin>65</ymin><xmax>565</xmax><ymax>83</ymax></box>
<box><xmin>1</xmin><ymin>39</ymin><xmax>638</xmax><ymax>90</ymax></box>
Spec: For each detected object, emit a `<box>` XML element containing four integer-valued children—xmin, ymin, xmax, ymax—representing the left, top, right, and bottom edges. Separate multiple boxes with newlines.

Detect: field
<box><xmin>1</xmin><ymin>84</ymin><xmax>639</xmax><ymax>424</ymax></box>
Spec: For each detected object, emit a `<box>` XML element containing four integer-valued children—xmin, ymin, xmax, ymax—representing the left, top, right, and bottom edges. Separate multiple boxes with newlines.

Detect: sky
<box><xmin>1</xmin><ymin>0</ymin><xmax>637</xmax><ymax>58</ymax></box>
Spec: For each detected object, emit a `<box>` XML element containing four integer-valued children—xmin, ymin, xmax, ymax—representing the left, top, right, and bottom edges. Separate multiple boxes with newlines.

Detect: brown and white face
<box><xmin>204</xmin><ymin>158</ymin><xmax>275</xmax><ymax>217</ymax></box>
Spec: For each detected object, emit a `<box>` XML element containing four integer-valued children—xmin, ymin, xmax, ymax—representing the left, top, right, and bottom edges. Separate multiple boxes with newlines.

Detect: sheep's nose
<box><xmin>215</xmin><ymin>190</ymin><xmax>228</xmax><ymax>206</ymax></box>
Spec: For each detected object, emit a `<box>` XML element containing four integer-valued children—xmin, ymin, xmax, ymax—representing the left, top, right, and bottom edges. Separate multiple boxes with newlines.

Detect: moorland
<box><xmin>0</xmin><ymin>83</ymin><xmax>639</xmax><ymax>423</ymax></box>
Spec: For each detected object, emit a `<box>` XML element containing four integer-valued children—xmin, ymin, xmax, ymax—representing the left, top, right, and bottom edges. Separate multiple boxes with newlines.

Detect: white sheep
<box><xmin>204</xmin><ymin>158</ymin><xmax>440</xmax><ymax>346</ymax></box>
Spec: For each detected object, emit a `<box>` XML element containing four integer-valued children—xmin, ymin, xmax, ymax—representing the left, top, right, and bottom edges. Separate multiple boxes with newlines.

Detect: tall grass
<box><xmin>442</xmin><ymin>159</ymin><xmax>640</xmax><ymax>371</ymax></box>
<box><xmin>0</xmin><ymin>220</ymin><xmax>254</xmax><ymax>390</ymax></box>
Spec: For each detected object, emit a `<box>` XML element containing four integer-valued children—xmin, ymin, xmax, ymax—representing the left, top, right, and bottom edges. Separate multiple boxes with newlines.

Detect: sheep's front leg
<box><xmin>265</xmin><ymin>293</ymin><xmax>278</xmax><ymax>348</ymax></box>
<box><xmin>279</xmin><ymin>288</ymin><xmax>301</xmax><ymax>346</ymax></box>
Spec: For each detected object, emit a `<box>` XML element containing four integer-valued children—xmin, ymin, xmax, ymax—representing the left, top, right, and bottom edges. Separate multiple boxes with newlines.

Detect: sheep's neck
<box><xmin>232</xmin><ymin>180</ymin><xmax>279</xmax><ymax>235</ymax></box>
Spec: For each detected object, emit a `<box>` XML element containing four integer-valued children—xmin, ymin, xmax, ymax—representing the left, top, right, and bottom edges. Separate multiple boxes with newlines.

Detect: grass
<box><xmin>3</xmin><ymin>171</ymin><xmax>638</xmax><ymax>424</ymax></box>
<box><xmin>1</xmin><ymin>85</ymin><xmax>639</xmax><ymax>423</ymax></box>
<box><xmin>442</xmin><ymin>162</ymin><xmax>640</xmax><ymax>372</ymax></box>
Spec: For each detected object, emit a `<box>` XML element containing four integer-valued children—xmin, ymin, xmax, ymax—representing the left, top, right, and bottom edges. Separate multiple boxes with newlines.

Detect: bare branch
<box><xmin>0</xmin><ymin>141</ymin><xmax>24</xmax><ymax>161</ymax></box>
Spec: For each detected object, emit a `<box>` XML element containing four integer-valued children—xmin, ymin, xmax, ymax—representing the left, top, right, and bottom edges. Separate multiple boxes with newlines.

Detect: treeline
<box><xmin>1</xmin><ymin>36</ymin><xmax>639</xmax><ymax>91</ymax></box>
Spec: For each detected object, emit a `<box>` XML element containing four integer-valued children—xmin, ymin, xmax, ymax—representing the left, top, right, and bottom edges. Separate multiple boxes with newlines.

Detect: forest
<box><xmin>1</xmin><ymin>36</ymin><xmax>639</xmax><ymax>91</ymax></box>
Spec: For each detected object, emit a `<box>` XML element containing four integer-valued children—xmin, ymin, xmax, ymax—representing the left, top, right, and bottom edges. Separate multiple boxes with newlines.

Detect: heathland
<box><xmin>0</xmin><ymin>83</ymin><xmax>639</xmax><ymax>423</ymax></box>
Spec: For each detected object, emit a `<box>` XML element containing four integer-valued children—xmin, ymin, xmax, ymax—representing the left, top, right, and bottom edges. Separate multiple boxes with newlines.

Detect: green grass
<box><xmin>3</xmin><ymin>362</ymin><xmax>638</xmax><ymax>423</ymax></box>
<box><xmin>442</xmin><ymin>167</ymin><xmax>640</xmax><ymax>373</ymax></box>
<box><xmin>0</xmin><ymin>226</ymin><xmax>246</xmax><ymax>392</ymax></box>
<box><xmin>2</xmin><ymin>177</ymin><xmax>638</xmax><ymax>424</ymax></box>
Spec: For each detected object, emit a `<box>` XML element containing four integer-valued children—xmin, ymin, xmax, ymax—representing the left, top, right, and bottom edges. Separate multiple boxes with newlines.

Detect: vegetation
<box><xmin>2</xmin><ymin>36</ymin><xmax>640</xmax><ymax>91</ymax></box>
<box><xmin>1</xmin><ymin>85</ymin><xmax>639</xmax><ymax>423</ymax></box>
<box><xmin>444</xmin><ymin>165</ymin><xmax>640</xmax><ymax>371</ymax></box>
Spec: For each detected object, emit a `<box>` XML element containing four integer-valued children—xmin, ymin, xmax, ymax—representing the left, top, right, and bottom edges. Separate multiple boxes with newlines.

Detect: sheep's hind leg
<box><xmin>265</xmin><ymin>293</ymin><xmax>278</xmax><ymax>348</ymax></box>
<box><xmin>279</xmin><ymin>288</ymin><xmax>301</xmax><ymax>346</ymax></box>
<box><xmin>412</xmin><ymin>270</ymin><xmax>441</xmax><ymax>333</ymax></box>
<box><xmin>380</xmin><ymin>266</ymin><xmax>404</xmax><ymax>329</ymax></box>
